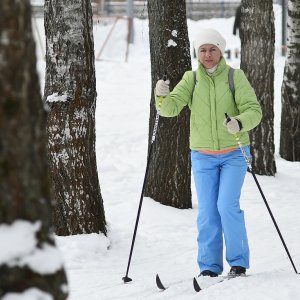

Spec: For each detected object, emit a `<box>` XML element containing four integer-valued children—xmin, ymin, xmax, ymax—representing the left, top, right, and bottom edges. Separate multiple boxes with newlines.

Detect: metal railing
<box><xmin>96</xmin><ymin>1</ymin><xmax>240</xmax><ymax>20</ymax></box>
<box><xmin>31</xmin><ymin>1</ymin><xmax>241</xmax><ymax>20</ymax></box>
<box><xmin>186</xmin><ymin>2</ymin><xmax>240</xmax><ymax>20</ymax></box>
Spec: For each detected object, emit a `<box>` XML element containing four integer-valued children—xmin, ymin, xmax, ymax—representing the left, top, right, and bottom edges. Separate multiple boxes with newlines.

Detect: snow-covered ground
<box><xmin>30</xmin><ymin>4</ymin><xmax>300</xmax><ymax>300</ymax></box>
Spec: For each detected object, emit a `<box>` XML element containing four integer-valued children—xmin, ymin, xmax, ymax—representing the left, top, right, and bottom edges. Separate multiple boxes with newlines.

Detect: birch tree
<box><xmin>145</xmin><ymin>0</ymin><xmax>192</xmax><ymax>208</ymax></box>
<box><xmin>280</xmin><ymin>0</ymin><xmax>300</xmax><ymax>161</ymax></box>
<box><xmin>240</xmin><ymin>0</ymin><xmax>276</xmax><ymax>175</ymax></box>
<box><xmin>0</xmin><ymin>0</ymin><xmax>68</xmax><ymax>298</ymax></box>
<box><xmin>44</xmin><ymin>0</ymin><xmax>107</xmax><ymax>235</ymax></box>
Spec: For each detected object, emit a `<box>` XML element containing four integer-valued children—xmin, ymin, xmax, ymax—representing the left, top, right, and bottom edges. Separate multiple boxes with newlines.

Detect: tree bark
<box><xmin>0</xmin><ymin>0</ymin><xmax>67</xmax><ymax>298</ymax></box>
<box><xmin>145</xmin><ymin>0</ymin><xmax>192</xmax><ymax>208</ymax></box>
<box><xmin>280</xmin><ymin>0</ymin><xmax>300</xmax><ymax>161</ymax></box>
<box><xmin>240</xmin><ymin>0</ymin><xmax>276</xmax><ymax>175</ymax></box>
<box><xmin>44</xmin><ymin>0</ymin><xmax>107</xmax><ymax>235</ymax></box>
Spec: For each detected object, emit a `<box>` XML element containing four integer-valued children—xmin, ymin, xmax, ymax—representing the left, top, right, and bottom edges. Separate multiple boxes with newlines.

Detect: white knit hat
<box><xmin>193</xmin><ymin>28</ymin><xmax>226</xmax><ymax>55</ymax></box>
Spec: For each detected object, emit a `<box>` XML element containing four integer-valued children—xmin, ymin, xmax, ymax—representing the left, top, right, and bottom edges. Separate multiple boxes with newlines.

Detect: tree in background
<box><xmin>280</xmin><ymin>0</ymin><xmax>300</xmax><ymax>161</ymax></box>
<box><xmin>145</xmin><ymin>0</ymin><xmax>192</xmax><ymax>209</ymax></box>
<box><xmin>44</xmin><ymin>0</ymin><xmax>107</xmax><ymax>235</ymax></box>
<box><xmin>240</xmin><ymin>0</ymin><xmax>276</xmax><ymax>175</ymax></box>
<box><xmin>0</xmin><ymin>0</ymin><xmax>68</xmax><ymax>298</ymax></box>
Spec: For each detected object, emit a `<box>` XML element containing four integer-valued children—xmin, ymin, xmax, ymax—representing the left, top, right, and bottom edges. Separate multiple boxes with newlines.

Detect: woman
<box><xmin>155</xmin><ymin>28</ymin><xmax>262</xmax><ymax>277</ymax></box>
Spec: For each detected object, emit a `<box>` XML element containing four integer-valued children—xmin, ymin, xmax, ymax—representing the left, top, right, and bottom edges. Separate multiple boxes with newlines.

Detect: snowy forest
<box><xmin>0</xmin><ymin>0</ymin><xmax>300</xmax><ymax>299</ymax></box>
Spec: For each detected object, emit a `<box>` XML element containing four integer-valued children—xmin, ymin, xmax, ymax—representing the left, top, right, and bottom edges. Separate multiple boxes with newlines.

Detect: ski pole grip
<box><xmin>225</xmin><ymin>113</ymin><xmax>231</xmax><ymax>122</ymax></box>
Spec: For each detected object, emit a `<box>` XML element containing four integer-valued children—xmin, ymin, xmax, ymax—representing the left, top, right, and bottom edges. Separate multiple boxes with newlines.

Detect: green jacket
<box><xmin>155</xmin><ymin>58</ymin><xmax>262</xmax><ymax>151</ymax></box>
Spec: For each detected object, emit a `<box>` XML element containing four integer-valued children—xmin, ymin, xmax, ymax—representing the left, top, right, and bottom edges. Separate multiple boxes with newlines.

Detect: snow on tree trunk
<box><xmin>280</xmin><ymin>0</ymin><xmax>300</xmax><ymax>161</ymax></box>
<box><xmin>145</xmin><ymin>0</ymin><xmax>192</xmax><ymax>208</ymax></box>
<box><xmin>240</xmin><ymin>0</ymin><xmax>276</xmax><ymax>175</ymax></box>
<box><xmin>0</xmin><ymin>0</ymin><xmax>68</xmax><ymax>298</ymax></box>
<box><xmin>44</xmin><ymin>0</ymin><xmax>107</xmax><ymax>235</ymax></box>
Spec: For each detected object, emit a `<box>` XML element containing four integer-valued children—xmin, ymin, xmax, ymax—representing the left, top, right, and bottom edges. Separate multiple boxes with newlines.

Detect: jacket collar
<box><xmin>198</xmin><ymin>57</ymin><xmax>227</xmax><ymax>77</ymax></box>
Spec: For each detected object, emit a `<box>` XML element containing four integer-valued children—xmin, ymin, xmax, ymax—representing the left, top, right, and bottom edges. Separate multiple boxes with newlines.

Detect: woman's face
<box><xmin>198</xmin><ymin>44</ymin><xmax>222</xmax><ymax>69</ymax></box>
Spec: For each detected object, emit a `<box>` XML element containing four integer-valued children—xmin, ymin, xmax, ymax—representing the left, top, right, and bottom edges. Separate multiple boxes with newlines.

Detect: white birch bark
<box><xmin>280</xmin><ymin>0</ymin><xmax>300</xmax><ymax>161</ymax></box>
<box><xmin>44</xmin><ymin>0</ymin><xmax>107</xmax><ymax>235</ymax></box>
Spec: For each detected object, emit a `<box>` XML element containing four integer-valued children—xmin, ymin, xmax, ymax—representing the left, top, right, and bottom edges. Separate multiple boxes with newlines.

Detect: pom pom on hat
<box><xmin>193</xmin><ymin>28</ymin><xmax>226</xmax><ymax>55</ymax></box>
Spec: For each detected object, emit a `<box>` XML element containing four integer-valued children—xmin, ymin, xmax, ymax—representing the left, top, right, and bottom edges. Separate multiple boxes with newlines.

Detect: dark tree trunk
<box><xmin>240</xmin><ymin>0</ymin><xmax>276</xmax><ymax>175</ymax></box>
<box><xmin>145</xmin><ymin>0</ymin><xmax>192</xmax><ymax>208</ymax></box>
<box><xmin>280</xmin><ymin>0</ymin><xmax>300</xmax><ymax>161</ymax></box>
<box><xmin>0</xmin><ymin>0</ymin><xmax>67</xmax><ymax>298</ymax></box>
<box><xmin>44</xmin><ymin>0</ymin><xmax>107</xmax><ymax>235</ymax></box>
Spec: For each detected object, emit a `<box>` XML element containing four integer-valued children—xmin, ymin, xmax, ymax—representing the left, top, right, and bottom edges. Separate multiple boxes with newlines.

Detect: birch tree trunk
<box><xmin>145</xmin><ymin>0</ymin><xmax>192</xmax><ymax>208</ymax></box>
<box><xmin>280</xmin><ymin>0</ymin><xmax>300</xmax><ymax>161</ymax></box>
<box><xmin>240</xmin><ymin>0</ymin><xmax>276</xmax><ymax>175</ymax></box>
<box><xmin>0</xmin><ymin>0</ymin><xmax>68</xmax><ymax>298</ymax></box>
<box><xmin>44</xmin><ymin>0</ymin><xmax>107</xmax><ymax>235</ymax></box>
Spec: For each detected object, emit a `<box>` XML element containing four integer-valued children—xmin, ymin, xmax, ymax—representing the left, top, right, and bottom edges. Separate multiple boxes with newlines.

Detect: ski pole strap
<box><xmin>234</xmin><ymin>134</ymin><xmax>252</xmax><ymax>171</ymax></box>
<box><xmin>151</xmin><ymin>110</ymin><xmax>160</xmax><ymax>144</ymax></box>
<box><xmin>224</xmin><ymin>113</ymin><xmax>250</xmax><ymax>168</ymax></box>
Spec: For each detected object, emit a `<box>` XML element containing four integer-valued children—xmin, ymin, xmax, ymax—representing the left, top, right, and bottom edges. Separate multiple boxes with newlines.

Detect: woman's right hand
<box><xmin>155</xmin><ymin>79</ymin><xmax>170</xmax><ymax>97</ymax></box>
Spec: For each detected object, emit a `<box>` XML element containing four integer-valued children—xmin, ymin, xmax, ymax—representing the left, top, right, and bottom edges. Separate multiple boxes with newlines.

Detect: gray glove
<box><xmin>155</xmin><ymin>79</ymin><xmax>170</xmax><ymax>97</ymax></box>
<box><xmin>224</xmin><ymin>117</ymin><xmax>242</xmax><ymax>134</ymax></box>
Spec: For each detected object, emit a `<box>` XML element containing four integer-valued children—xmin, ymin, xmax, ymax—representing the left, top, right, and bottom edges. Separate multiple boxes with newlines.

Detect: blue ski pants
<box><xmin>191</xmin><ymin>147</ymin><xmax>250</xmax><ymax>274</ymax></box>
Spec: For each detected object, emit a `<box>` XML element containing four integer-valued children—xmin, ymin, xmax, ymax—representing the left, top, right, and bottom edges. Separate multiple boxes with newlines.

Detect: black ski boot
<box><xmin>228</xmin><ymin>266</ymin><xmax>246</xmax><ymax>277</ymax></box>
<box><xmin>199</xmin><ymin>270</ymin><xmax>218</xmax><ymax>277</ymax></box>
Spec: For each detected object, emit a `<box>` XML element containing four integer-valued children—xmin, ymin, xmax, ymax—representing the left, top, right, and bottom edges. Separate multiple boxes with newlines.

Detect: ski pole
<box><xmin>122</xmin><ymin>75</ymin><xmax>167</xmax><ymax>283</ymax></box>
<box><xmin>225</xmin><ymin>113</ymin><xmax>299</xmax><ymax>275</ymax></box>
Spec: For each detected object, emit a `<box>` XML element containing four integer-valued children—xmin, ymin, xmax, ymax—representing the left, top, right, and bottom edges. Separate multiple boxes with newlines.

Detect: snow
<box><xmin>30</xmin><ymin>0</ymin><xmax>45</xmax><ymax>6</ymax></box>
<box><xmin>55</xmin><ymin>233</ymin><xmax>110</xmax><ymax>269</ymax></box>
<box><xmin>9</xmin><ymin>3</ymin><xmax>299</xmax><ymax>299</ymax></box>
<box><xmin>0</xmin><ymin>220</ymin><xmax>63</xmax><ymax>274</ymax></box>
<box><xmin>46</xmin><ymin>93</ymin><xmax>69</xmax><ymax>103</ymax></box>
<box><xmin>171</xmin><ymin>30</ymin><xmax>178</xmax><ymax>37</ymax></box>
<box><xmin>167</xmin><ymin>39</ymin><xmax>177</xmax><ymax>47</ymax></box>
<box><xmin>3</xmin><ymin>288</ymin><xmax>53</xmax><ymax>300</ymax></box>
<box><xmin>0</xmin><ymin>221</ymin><xmax>40</xmax><ymax>265</ymax></box>
<box><xmin>19</xmin><ymin>243</ymin><xmax>64</xmax><ymax>274</ymax></box>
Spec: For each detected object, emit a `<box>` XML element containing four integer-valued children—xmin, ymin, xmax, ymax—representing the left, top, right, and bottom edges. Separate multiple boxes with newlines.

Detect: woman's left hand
<box><xmin>224</xmin><ymin>117</ymin><xmax>242</xmax><ymax>134</ymax></box>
